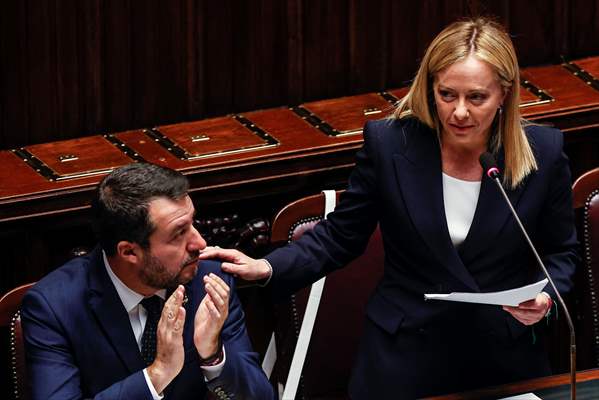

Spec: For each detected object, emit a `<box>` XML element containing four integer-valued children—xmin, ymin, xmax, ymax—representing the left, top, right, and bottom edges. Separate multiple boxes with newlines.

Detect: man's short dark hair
<box><xmin>91</xmin><ymin>163</ymin><xmax>189</xmax><ymax>256</ymax></box>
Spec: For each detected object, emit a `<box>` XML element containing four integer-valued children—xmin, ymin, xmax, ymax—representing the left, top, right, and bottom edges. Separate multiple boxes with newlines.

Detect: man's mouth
<box><xmin>184</xmin><ymin>258</ymin><xmax>199</xmax><ymax>267</ymax></box>
<box><xmin>182</xmin><ymin>254</ymin><xmax>200</xmax><ymax>268</ymax></box>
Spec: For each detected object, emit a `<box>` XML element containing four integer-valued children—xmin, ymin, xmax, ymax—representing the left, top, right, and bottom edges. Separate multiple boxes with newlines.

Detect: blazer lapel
<box><xmin>87</xmin><ymin>248</ymin><xmax>146</xmax><ymax>373</ymax></box>
<box><xmin>459</xmin><ymin>153</ymin><xmax>528</xmax><ymax>262</ymax></box>
<box><xmin>393</xmin><ymin>126</ymin><xmax>479</xmax><ymax>291</ymax></box>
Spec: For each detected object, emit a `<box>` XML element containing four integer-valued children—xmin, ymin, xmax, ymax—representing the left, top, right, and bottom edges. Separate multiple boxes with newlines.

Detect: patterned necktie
<box><xmin>140</xmin><ymin>295</ymin><xmax>163</xmax><ymax>366</ymax></box>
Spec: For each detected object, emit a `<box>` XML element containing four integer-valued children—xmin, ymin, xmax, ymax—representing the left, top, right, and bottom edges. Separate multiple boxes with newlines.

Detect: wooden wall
<box><xmin>1</xmin><ymin>0</ymin><xmax>599</xmax><ymax>149</ymax></box>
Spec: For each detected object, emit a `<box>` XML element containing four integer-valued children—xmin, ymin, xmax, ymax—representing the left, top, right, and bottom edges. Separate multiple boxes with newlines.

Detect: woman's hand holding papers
<box><xmin>502</xmin><ymin>293</ymin><xmax>553</xmax><ymax>325</ymax></box>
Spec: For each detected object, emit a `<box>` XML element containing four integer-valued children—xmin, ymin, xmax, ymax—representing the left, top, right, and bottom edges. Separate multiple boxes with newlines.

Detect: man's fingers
<box><xmin>164</xmin><ymin>285</ymin><xmax>185</xmax><ymax>315</ymax></box>
<box><xmin>205</xmin><ymin>283</ymin><xmax>225</xmax><ymax>307</ymax></box>
<box><xmin>204</xmin><ymin>274</ymin><xmax>229</xmax><ymax>310</ymax></box>
<box><xmin>205</xmin><ymin>298</ymin><xmax>222</xmax><ymax>319</ymax></box>
<box><xmin>204</xmin><ymin>273</ymin><xmax>230</xmax><ymax>297</ymax></box>
<box><xmin>173</xmin><ymin>306</ymin><xmax>186</xmax><ymax>333</ymax></box>
<box><xmin>160</xmin><ymin>285</ymin><xmax>186</xmax><ymax>331</ymax></box>
<box><xmin>168</xmin><ymin>285</ymin><xmax>185</xmax><ymax>304</ymax></box>
<box><xmin>206</xmin><ymin>272</ymin><xmax>228</xmax><ymax>287</ymax></box>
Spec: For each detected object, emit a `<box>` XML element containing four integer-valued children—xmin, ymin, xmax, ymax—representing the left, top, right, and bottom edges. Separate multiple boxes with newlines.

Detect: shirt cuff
<box><xmin>143</xmin><ymin>368</ymin><xmax>164</xmax><ymax>400</ymax></box>
<box><xmin>202</xmin><ymin>346</ymin><xmax>226</xmax><ymax>381</ymax></box>
<box><xmin>257</xmin><ymin>259</ymin><xmax>273</xmax><ymax>287</ymax></box>
<box><xmin>540</xmin><ymin>291</ymin><xmax>553</xmax><ymax>317</ymax></box>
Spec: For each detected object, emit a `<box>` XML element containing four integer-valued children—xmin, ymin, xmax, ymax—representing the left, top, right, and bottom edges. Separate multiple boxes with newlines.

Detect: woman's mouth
<box><xmin>449</xmin><ymin>123</ymin><xmax>474</xmax><ymax>132</ymax></box>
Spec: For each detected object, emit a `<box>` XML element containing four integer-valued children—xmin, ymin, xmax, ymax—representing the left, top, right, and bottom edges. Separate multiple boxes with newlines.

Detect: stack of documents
<box><xmin>424</xmin><ymin>279</ymin><xmax>548</xmax><ymax>307</ymax></box>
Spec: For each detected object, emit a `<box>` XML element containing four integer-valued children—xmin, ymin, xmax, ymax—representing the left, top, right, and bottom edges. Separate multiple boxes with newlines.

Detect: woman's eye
<box><xmin>469</xmin><ymin>93</ymin><xmax>487</xmax><ymax>102</ymax></box>
<box><xmin>439</xmin><ymin>90</ymin><xmax>455</xmax><ymax>100</ymax></box>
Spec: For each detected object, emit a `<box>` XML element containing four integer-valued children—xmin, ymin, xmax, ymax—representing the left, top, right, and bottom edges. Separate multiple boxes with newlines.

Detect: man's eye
<box><xmin>174</xmin><ymin>227</ymin><xmax>187</xmax><ymax>239</ymax></box>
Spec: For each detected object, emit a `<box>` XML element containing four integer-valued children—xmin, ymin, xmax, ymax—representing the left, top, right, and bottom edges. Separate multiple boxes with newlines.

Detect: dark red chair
<box><xmin>269</xmin><ymin>191</ymin><xmax>384</xmax><ymax>400</ymax></box>
<box><xmin>0</xmin><ymin>283</ymin><xmax>34</xmax><ymax>400</ymax></box>
<box><xmin>572</xmin><ymin>167</ymin><xmax>599</xmax><ymax>369</ymax></box>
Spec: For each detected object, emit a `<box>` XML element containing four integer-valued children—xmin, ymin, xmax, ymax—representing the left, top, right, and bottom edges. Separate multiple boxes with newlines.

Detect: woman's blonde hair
<box><xmin>392</xmin><ymin>17</ymin><xmax>537</xmax><ymax>188</ymax></box>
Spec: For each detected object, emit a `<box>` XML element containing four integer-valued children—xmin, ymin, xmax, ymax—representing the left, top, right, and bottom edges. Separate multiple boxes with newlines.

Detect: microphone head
<box><xmin>479</xmin><ymin>152</ymin><xmax>501</xmax><ymax>179</ymax></box>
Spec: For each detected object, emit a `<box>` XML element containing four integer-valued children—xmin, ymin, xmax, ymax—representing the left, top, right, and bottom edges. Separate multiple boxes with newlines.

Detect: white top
<box><xmin>442</xmin><ymin>173</ymin><xmax>481</xmax><ymax>246</ymax></box>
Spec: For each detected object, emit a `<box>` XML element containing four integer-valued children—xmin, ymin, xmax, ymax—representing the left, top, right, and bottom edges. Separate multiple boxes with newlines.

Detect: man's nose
<box><xmin>188</xmin><ymin>225</ymin><xmax>207</xmax><ymax>251</ymax></box>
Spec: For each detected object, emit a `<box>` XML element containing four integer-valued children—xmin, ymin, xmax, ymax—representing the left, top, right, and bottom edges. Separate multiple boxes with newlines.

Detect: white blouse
<box><xmin>442</xmin><ymin>173</ymin><xmax>481</xmax><ymax>246</ymax></box>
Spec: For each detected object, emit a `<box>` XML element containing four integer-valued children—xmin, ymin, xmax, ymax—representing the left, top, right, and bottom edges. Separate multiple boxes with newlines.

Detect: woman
<box><xmin>201</xmin><ymin>18</ymin><xmax>578</xmax><ymax>398</ymax></box>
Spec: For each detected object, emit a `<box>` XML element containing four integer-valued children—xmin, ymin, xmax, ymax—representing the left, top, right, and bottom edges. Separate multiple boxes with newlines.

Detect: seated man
<box><xmin>21</xmin><ymin>163</ymin><xmax>274</xmax><ymax>400</ymax></box>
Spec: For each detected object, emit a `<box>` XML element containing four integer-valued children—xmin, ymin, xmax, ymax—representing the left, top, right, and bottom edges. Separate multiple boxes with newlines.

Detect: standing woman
<box><xmin>202</xmin><ymin>18</ymin><xmax>578</xmax><ymax>398</ymax></box>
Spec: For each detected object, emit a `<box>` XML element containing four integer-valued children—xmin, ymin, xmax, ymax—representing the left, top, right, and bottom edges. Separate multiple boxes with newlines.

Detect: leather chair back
<box><xmin>0</xmin><ymin>283</ymin><xmax>34</xmax><ymax>400</ymax></box>
<box><xmin>270</xmin><ymin>191</ymin><xmax>383</xmax><ymax>400</ymax></box>
<box><xmin>572</xmin><ymin>167</ymin><xmax>599</xmax><ymax>368</ymax></box>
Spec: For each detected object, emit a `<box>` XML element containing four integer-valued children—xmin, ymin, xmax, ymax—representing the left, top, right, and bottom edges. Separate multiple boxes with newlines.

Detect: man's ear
<box><xmin>116</xmin><ymin>241</ymin><xmax>143</xmax><ymax>265</ymax></box>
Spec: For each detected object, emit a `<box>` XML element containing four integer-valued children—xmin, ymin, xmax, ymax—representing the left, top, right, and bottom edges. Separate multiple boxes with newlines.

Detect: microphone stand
<box><xmin>489</xmin><ymin>175</ymin><xmax>576</xmax><ymax>400</ymax></box>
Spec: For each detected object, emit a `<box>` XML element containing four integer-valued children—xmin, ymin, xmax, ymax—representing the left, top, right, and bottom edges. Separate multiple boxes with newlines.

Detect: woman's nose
<box><xmin>454</xmin><ymin>100</ymin><xmax>469</xmax><ymax>120</ymax></box>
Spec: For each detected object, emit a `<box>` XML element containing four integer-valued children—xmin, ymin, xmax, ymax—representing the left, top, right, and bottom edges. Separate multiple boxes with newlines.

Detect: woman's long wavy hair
<box><xmin>392</xmin><ymin>17</ymin><xmax>537</xmax><ymax>188</ymax></box>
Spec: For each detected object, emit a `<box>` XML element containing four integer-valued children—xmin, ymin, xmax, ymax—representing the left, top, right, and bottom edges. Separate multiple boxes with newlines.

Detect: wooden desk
<box><xmin>2</xmin><ymin>56</ymin><xmax>599</xmax><ymax>224</ymax></box>
<box><xmin>427</xmin><ymin>369</ymin><xmax>599</xmax><ymax>400</ymax></box>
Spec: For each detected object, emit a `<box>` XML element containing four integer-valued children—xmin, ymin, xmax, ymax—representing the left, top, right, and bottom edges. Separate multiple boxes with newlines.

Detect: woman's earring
<box><xmin>498</xmin><ymin>105</ymin><xmax>503</xmax><ymax>115</ymax></box>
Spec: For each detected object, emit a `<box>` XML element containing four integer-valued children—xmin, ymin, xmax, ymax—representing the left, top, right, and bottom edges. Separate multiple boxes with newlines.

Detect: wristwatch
<box><xmin>199</xmin><ymin>339</ymin><xmax>224</xmax><ymax>366</ymax></box>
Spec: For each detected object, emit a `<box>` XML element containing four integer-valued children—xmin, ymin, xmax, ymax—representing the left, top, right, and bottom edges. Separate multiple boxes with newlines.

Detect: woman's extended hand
<box><xmin>199</xmin><ymin>247</ymin><xmax>272</xmax><ymax>281</ymax></box>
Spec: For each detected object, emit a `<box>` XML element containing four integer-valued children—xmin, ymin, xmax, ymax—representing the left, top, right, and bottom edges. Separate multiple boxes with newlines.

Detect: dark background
<box><xmin>1</xmin><ymin>0</ymin><xmax>599</xmax><ymax>150</ymax></box>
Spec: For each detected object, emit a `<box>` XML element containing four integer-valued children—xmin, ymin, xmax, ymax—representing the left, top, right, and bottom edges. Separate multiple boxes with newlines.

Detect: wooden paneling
<box><xmin>103</xmin><ymin>0</ymin><xmax>132</xmax><ymax>131</ymax></box>
<box><xmin>3</xmin><ymin>1</ymin><xmax>599</xmax><ymax>149</ymax></box>
<box><xmin>570</xmin><ymin>0</ymin><xmax>599</xmax><ymax>57</ymax></box>
<box><xmin>302</xmin><ymin>0</ymin><xmax>350</xmax><ymax>100</ymax></box>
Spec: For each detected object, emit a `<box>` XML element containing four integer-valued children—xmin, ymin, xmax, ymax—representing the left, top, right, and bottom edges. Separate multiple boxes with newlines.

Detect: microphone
<box><xmin>479</xmin><ymin>152</ymin><xmax>501</xmax><ymax>179</ymax></box>
<box><xmin>479</xmin><ymin>152</ymin><xmax>576</xmax><ymax>400</ymax></box>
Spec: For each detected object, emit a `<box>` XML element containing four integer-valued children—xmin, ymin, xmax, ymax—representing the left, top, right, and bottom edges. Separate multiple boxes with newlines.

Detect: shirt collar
<box><xmin>102</xmin><ymin>250</ymin><xmax>166</xmax><ymax>312</ymax></box>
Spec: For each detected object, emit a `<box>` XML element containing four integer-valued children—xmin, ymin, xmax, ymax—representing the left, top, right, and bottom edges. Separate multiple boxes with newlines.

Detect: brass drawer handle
<box><xmin>191</xmin><ymin>135</ymin><xmax>210</xmax><ymax>142</ymax></box>
<box><xmin>363</xmin><ymin>107</ymin><xmax>382</xmax><ymax>116</ymax></box>
<box><xmin>58</xmin><ymin>154</ymin><xmax>79</xmax><ymax>162</ymax></box>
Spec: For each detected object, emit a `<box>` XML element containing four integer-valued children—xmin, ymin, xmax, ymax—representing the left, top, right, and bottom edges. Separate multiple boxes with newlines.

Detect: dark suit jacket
<box><xmin>266</xmin><ymin>118</ymin><xmax>578</xmax><ymax>398</ymax></box>
<box><xmin>22</xmin><ymin>247</ymin><xmax>274</xmax><ymax>400</ymax></box>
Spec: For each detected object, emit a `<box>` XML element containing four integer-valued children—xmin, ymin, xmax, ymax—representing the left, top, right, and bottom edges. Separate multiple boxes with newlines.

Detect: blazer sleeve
<box><xmin>22</xmin><ymin>288</ymin><xmax>153</xmax><ymax>400</ymax></box>
<box><xmin>534</xmin><ymin>129</ymin><xmax>579</xmax><ymax>298</ymax></box>
<box><xmin>205</xmin><ymin>275</ymin><xmax>275</xmax><ymax>400</ymax></box>
<box><xmin>265</xmin><ymin>120</ymin><xmax>381</xmax><ymax>299</ymax></box>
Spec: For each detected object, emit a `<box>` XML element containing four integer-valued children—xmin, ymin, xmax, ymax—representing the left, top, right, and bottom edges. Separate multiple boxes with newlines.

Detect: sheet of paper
<box><xmin>498</xmin><ymin>393</ymin><xmax>542</xmax><ymax>400</ymax></box>
<box><xmin>424</xmin><ymin>279</ymin><xmax>548</xmax><ymax>307</ymax></box>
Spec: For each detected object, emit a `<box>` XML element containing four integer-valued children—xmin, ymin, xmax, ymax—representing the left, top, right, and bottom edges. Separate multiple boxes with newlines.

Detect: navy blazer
<box><xmin>22</xmin><ymin>247</ymin><xmax>274</xmax><ymax>400</ymax></box>
<box><xmin>266</xmin><ymin>118</ymin><xmax>578</xmax><ymax>397</ymax></box>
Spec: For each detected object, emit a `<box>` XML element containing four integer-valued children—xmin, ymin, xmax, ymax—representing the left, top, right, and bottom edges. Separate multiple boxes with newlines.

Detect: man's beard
<box><xmin>139</xmin><ymin>251</ymin><xmax>200</xmax><ymax>290</ymax></box>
